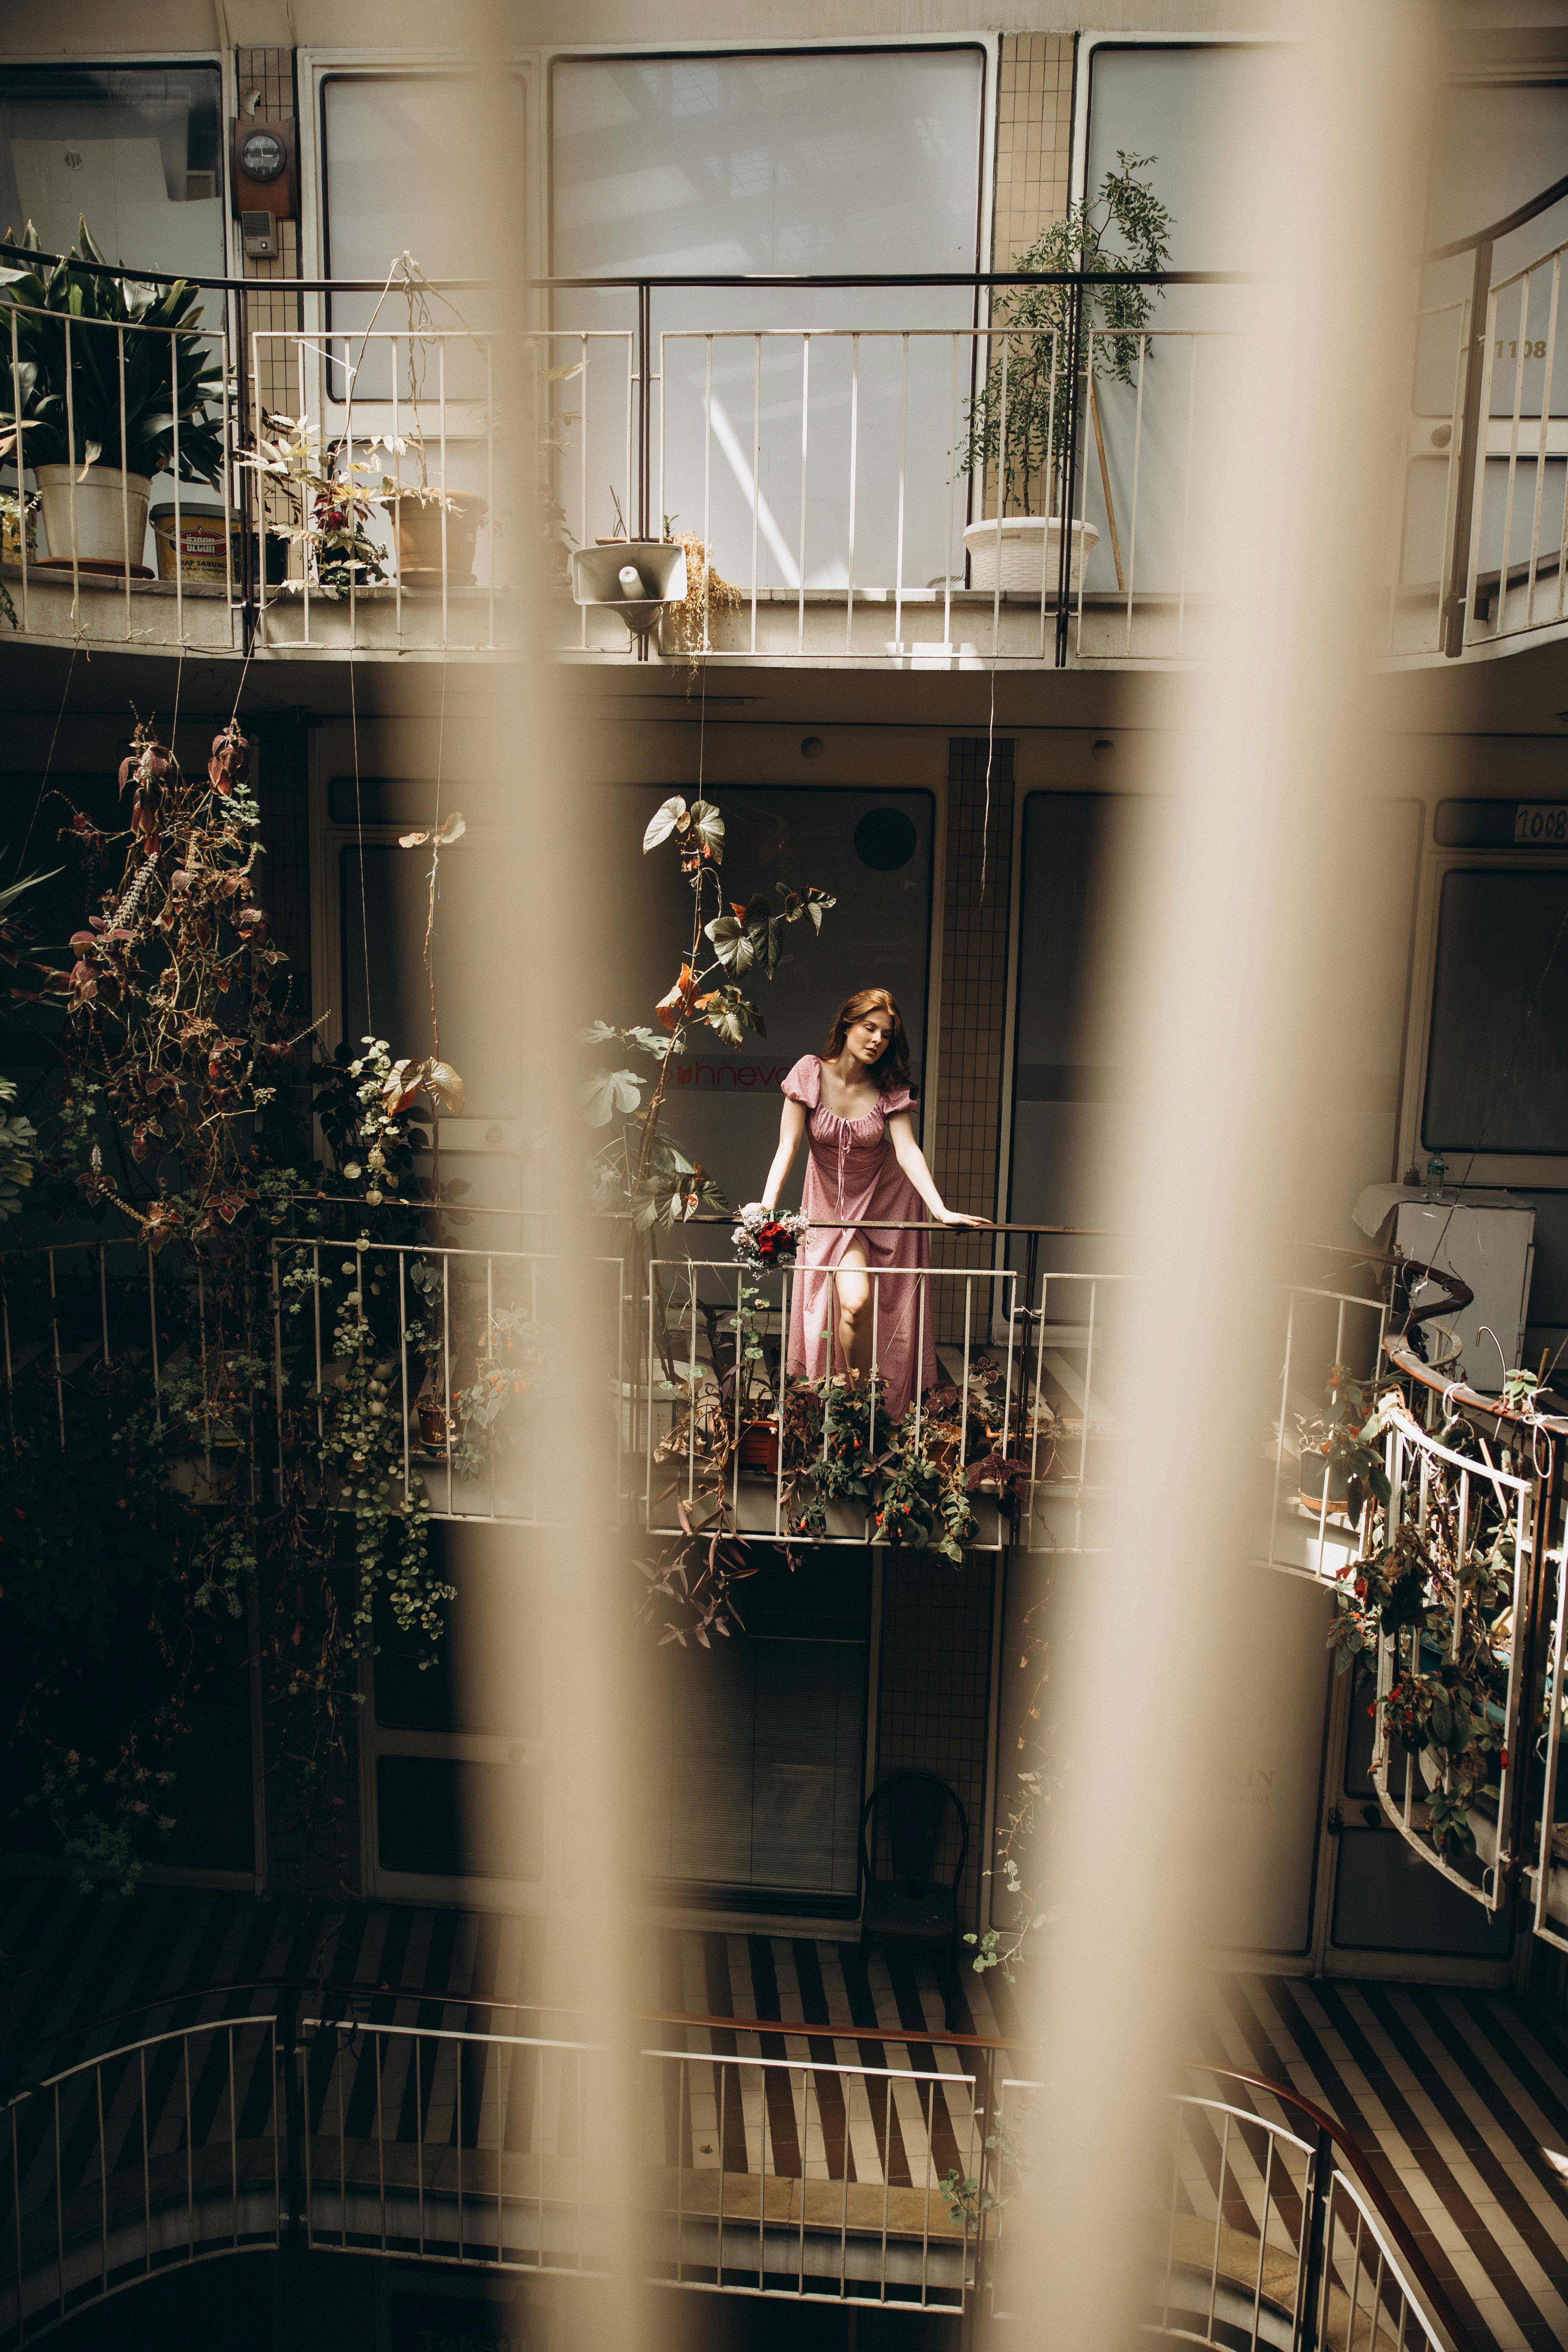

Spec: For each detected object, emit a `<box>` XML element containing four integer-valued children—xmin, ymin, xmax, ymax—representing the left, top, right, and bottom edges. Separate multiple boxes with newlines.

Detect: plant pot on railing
<box><xmin>385</xmin><ymin>490</ymin><xmax>487</xmax><ymax>588</ymax></box>
<box><xmin>415</xmin><ymin>1393</ymin><xmax>451</xmax><ymax>1452</ymax></box>
<box><xmin>964</xmin><ymin>516</ymin><xmax>1099</xmax><ymax>597</ymax></box>
<box><xmin>1298</xmin><ymin>1449</ymin><xmax>1354</xmax><ymax>1522</ymax></box>
<box><xmin>737</xmin><ymin>1419</ymin><xmax>781</xmax><ymax>1479</ymax></box>
<box><xmin>36</xmin><ymin>465</ymin><xmax>153</xmax><ymax>577</ymax></box>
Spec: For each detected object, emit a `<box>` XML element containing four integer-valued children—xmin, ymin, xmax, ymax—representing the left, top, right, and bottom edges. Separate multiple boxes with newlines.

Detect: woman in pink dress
<box><xmin>757</xmin><ymin>988</ymin><xmax>990</xmax><ymax>1421</ymax></box>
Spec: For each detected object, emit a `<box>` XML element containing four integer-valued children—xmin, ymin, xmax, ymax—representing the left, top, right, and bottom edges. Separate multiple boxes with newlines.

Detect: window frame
<box><xmin>542</xmin><ymin>37</ymin><xmax>993</xmax><ymax>285</ymax></box>
<box><xmin>0</xmin><ymin>46</ymin><xmax>236</xmax><ymax>278</ymax></box>
<box><xmin>1400</xmin><ymin>827</ymin><xmax>1568</xmax><ymax>1189</ymax></box>
<box><xmin>1071</xmin><ymin>27</ymin><xmax>1293</xmax><ymax>217</ymax></box>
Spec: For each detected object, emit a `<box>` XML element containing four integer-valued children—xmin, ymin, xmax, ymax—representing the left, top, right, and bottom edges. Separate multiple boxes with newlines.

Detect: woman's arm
<box><xmin>760</xmin><ymin>1098</ymin><xmax>808</xmax><ymax>1212</ymax></box>
<box><xmin>888</xmin><ymin>1112</ymin><xmax>992</xmax><ymax>1227</ymax></box>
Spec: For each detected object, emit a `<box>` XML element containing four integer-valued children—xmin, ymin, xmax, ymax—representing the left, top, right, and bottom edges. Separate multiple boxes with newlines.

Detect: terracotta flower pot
<box><xmin>417</xmin><ymin>1396</ymin><xmax>450</xmax><ymax>1450</ymax></box>
<box><xmin>385</xmin><ymin>490</ymin><xmax>487</xmax><ymax>586</ymax></box>
<box><xmin>738</xmin><ymin>1420</ymin><xmax>781</xmax><ymax>1477</ymax></box>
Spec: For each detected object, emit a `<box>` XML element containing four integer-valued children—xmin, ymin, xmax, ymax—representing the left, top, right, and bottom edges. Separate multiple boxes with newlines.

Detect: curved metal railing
<box><xmin>0</xmin><ymin>1999</ymin><xmax>1468</xmax><ymax>2350</ymax></box>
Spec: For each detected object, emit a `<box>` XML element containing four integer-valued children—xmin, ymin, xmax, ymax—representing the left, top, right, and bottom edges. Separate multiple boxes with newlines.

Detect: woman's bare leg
<box><xmin>833</xmin><ymin>1243</ymin><xmax>874</xmax><ymax>1384</ymax></box>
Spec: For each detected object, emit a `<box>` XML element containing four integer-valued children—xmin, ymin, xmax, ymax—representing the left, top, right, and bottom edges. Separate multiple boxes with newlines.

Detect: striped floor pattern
<box><xmin>2</xmin><ymin>1874</ymin><xmax>1567</xmax><ymax>2349</ymax></box>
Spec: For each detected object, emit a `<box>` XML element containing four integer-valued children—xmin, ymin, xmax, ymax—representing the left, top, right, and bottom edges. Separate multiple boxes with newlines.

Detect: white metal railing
<box><xmin>1396</xmin><ymin>203</ymin><xmax>1568</xmax><ymax>662</ymax></box>
<box><xmin>248</xmin><ymin>322</ymin><xmax>637</xmax><ymax>655</ymax></box>
<box><xmin>1456</xmin><ymin>234</ymin><xmax>1568</xmax><ymax>652</ymax></box>
<box><xmin>1263</xmin><ymin>1283</ymin><xmax>1392</xmax><ymax>1583</ymax></box>
<box><xmin>1</xmin><ymin>1233</ymin><xmax>256</xmax><ymax>1499</ymax></box>
<box><xmin>300</xmin><ymin>2018</ymin><xmax>975</xmax><ymax>2307</ymax></box>
<box><xmin>641</xmin><ymin>1248</ymin><xmax>1121</xmax><ymax>1556</ymax></box>
<box><xmin>656</xmin><ymin>324</ymin><xmax>1237</xmax><ymax>666</ymax></box>
<box><xmin>2</xmin><ymin>2021</ymin><xmax>1468</xmax><ymax>2345</ymax></box>
<box><xmin>269</xmin><ymin>1235</ymin><xmax>626</xmax><ymax>1529</ymax></box>
<box><xmin>2</xmin><ymin>2017</ymin><xmax>281</xmax><ymax>2345</ymax></box>
<box><xmin>983</xmin><ymin>2076</ymin><xmax>1461</xmax><ymax>2352</ymax></box>
<box><xmin>2</xmin><ymin>296</ymin><xmax>238</xmax><ymax>650</ymax></box>
<box><xmin>1533</xmin><ymin>1525</ymin><xmax>1568</xmax><ymax>1954</ymax></box>
<box><xmin>1368</xmin><ymin>1401</ymin><xmax>1534</xmax><ymax>1912</ymax></box>
<box><xmin>1</xmin><ymin>2014</ymin><xmax>978</xmax><ymax>2333</ymax></box>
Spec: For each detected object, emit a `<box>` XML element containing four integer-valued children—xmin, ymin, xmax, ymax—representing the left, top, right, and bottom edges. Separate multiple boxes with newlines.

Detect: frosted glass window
<box><xmin>1084</xmin><ymin>45</ymin><xmax>1290</xmax><ymax>279</ymax></box>
<box><xmin>0</xmin><ymin>64</ymin><xmax>224</xmax><ymax>283</ymax></box>
<box><xmin>1423</xmin><ymin>869</ymin><xmax>1568</xmax><ymax>1154</ymax></box>
<box><xmin>322</xmin><ymin>75</ymin><xmax>523</xmax><ymax>401</ymax></box>
<box><xmin>549</xmin><ymin>49</ymin><xmax>984</xmax><ymax>591</ymax></box>
<box><xmin>1079</xmin><ymin>46</ymin><xmax>1285</xmax><ymax>598</ymax></box>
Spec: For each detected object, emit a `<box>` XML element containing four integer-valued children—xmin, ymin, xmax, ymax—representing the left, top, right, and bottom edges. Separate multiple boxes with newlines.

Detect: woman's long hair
<box><xmin>823</xmin><ymin>987</ymin><xmax>916</xmax><ymax>1095</ymax></box>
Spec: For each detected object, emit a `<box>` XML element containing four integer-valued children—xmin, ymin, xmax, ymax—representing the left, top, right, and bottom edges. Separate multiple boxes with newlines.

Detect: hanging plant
<box><xmin>1329</xmin><ymin>1406</ymin><xmax>1516</xmax><ymax>1862</ymax></box>
<box><xmin>585</xmin><ymin>791</ymin><xmax>834</xmax><ymax>1233</ymax></box>
<box><xmin>0</xmin><ymin>711</ymin><xmax>469</xmax><ymax>1894</ymax></box>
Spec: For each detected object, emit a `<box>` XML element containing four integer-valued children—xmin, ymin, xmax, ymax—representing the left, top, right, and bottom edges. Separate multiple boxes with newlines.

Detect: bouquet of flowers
<box><xmin>732</xmin><ymin>1201</ymin><xmax>809</xmax><ymax>1268</ymax></box>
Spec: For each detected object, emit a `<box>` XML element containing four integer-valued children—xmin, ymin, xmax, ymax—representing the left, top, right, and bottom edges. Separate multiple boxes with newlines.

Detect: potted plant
<box><xmin>1295</xmin><ymin>1364</ymin><xmax>1390</xmax><ymax>1525</ymax></box>
<box><xmin>957</xmin><ymin>154</ymin><xmax>1172</xmax><ymax>598</ymax></box>
<box><xmin>0</xmin><ymin>219</ymin><xmax>226</xmax><ymax>576</ymax></box>
<box><xmin>727</xmin><ymin>1205</ymin><xmax>808</xmax><ymax>1475</ymax></box>
<box><xmin>242</xmin><ymin>410</ymin><xmax>398</xmax><ymax>599</ymax></box>
<box><xmin>383</xmin><ymin>484</ymin><xmax>486</xmax><ymax>587</ymax></box>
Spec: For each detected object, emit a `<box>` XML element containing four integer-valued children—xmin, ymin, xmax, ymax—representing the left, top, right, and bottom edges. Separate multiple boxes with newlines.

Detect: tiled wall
<box><xmin>867</xmin><ymin>734</ymin><xmax>1018</xmax><ymax>1932</ymax></box>
<box><xmin>983</xmin><ymin>34</ymin><xmax>1076</xmax><ymax>521</ymax></box>
<box><xmin>933</xmin><ymin>735</ymin><xmax>1016</xmax><ymax>1264</ymax></box>
<box><xmin>873</xmin><ymin>1555</ymin><xmax>996</xmax><ymax>1928</ymax></box>
<box><xmin>993</xmin><ymin>32</ymin><xmax>1076</xmax><ymax>268</ymax></box>
<box><xmin>233</xmin><ymin>49</ymin><xmax>302</xmax><ymax>490</ymax></box>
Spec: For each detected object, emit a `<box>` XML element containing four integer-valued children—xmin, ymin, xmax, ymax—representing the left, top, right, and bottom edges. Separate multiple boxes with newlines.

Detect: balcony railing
<box><xmin>0</xmin><ymin>2000</ymin><xmax>1463</xmax><ymax>2349</ymax></box>
<box><xmin>10</xmin><ymin>206</ymin><xmax>1568</xmax><ymax>671</ymax></box>
<box><xmin>3</xmin><ymin>243</ymin><xmax>1257</xmax><ymax>668</ymax></box>
<box><xmin>0</xmin><ymin>1222</ymin><xmax>1455</xmax><ymax>1571</ymax></box>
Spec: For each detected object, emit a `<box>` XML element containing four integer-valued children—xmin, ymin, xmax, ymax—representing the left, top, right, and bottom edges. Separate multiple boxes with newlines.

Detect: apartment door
<box><xmin>640</xmin><ymin>1549</ymin><xmax>874</xmax><ymax>1918</ymax></box>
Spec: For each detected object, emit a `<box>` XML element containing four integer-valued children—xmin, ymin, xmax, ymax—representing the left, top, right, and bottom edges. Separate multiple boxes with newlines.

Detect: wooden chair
<box><xmin>858</xmin><ymin>1772</ymin><xmax>970</xmax><ymax>2029</ymax></box>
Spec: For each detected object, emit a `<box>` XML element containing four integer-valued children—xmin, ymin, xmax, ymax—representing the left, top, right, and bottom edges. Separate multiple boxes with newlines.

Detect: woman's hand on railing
<box><xmin>934</xmin><ymin>1207</ymin><xmax>993</xmax><ymax>1228</ymax></box>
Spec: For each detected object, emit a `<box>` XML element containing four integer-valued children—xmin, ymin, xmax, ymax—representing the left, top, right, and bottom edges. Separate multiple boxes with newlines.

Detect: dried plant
<box><xmin>665</xmin><ymin>533</ymin><xmax>741</xmax><ymax>667</ymax></box>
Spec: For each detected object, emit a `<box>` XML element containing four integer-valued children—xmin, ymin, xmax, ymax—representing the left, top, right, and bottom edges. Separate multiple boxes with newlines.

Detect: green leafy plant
<box><xmin>0</xmin><ymin>1073</ymin><xmax>36</xmax><ymax>1215</ymax></box>
<box><xmin>18</xmin><ymin>1747</ymin><xmax>176</xmax><ymax>1900</ymax></box>
<box><xmin>1329</xmin><ymin>1408</ymin><xmax>1514</xmax><ymax>1862</ymax></box>
<box><xmin>0</xmin><ymin>217</ymin><xmax>226</xmax><ymax>483</ymax></box>
<box><xmin>957</xmin><ymin>153</ymin><xmax>1173</xmax><ymax>519</ymax></box>
<box><xmin>965</xmin><ymin>1585</ymin><xmax>1057</xmax><ymax>1982</ymax></box>
<box><xmin>0</xmin><ymin>716</ymin><xmax>464</xmax><ymax>1897</ymax></box>
<box><xmin>241</xmin><ymin>410</ymin><xmax>418</xmax><ymax>599</ymax></box>
<box><xmin>584</xmin><ymin>793</ymin><xmax>834</xmax><ymax>1233</ymax></box>
<box><xmin>874</xmin><ymin>1441</ymin><xmax>976</xmax><ymax>1563</ymax></box>
<box><xmin>0</xmin><ymin>486</ymin><xmax>37</xmax><ymax>625</ymax></box>
<box><xmin>1296</xmin><ymin>1364</ymin><xmax>1393</xmax><ymax>1527</ymax></box>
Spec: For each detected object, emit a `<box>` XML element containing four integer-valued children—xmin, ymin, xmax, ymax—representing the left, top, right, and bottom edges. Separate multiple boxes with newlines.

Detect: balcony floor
<box><xmin>3</xmin><ymin>1871</ymin><xmax>1565</xmax><ymax>2345</ymax></box>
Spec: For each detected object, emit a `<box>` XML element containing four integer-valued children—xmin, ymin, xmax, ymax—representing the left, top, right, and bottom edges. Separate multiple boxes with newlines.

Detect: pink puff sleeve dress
<box><xmin>781</xmin><ymin>1054</ymin><xmax>937</xmax><ymax>1421</ymax></box>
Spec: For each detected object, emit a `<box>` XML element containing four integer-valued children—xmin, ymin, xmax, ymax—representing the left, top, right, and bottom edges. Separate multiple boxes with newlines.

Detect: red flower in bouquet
<box><xmin>756</xmin><ymin>1220</ymin><xmax>795</xmax><ymax>1263</ymax></box>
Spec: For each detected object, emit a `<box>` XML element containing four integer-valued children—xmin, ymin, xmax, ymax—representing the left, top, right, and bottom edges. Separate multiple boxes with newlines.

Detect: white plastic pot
<box><xmin>37</xmin><ymin>464</ymin><xmax>152</xmax><ymax>574</ymax></box>
<box><xmin>964</xmin><ymin>515</ymin><xmax>1100</xmax><ymax>596</ymax></box>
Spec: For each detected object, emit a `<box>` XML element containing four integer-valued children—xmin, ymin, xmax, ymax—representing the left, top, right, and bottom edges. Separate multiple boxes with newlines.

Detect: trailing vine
<box><xmin>0</xmin><ymin>717</ymin><xmax>466</xmax><ymax>1895</ymax></box>
<box><xmin>1329</xmin><ymin>1399</ymin><xmax>1517</xmax><ymax>1863</ymax></box>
